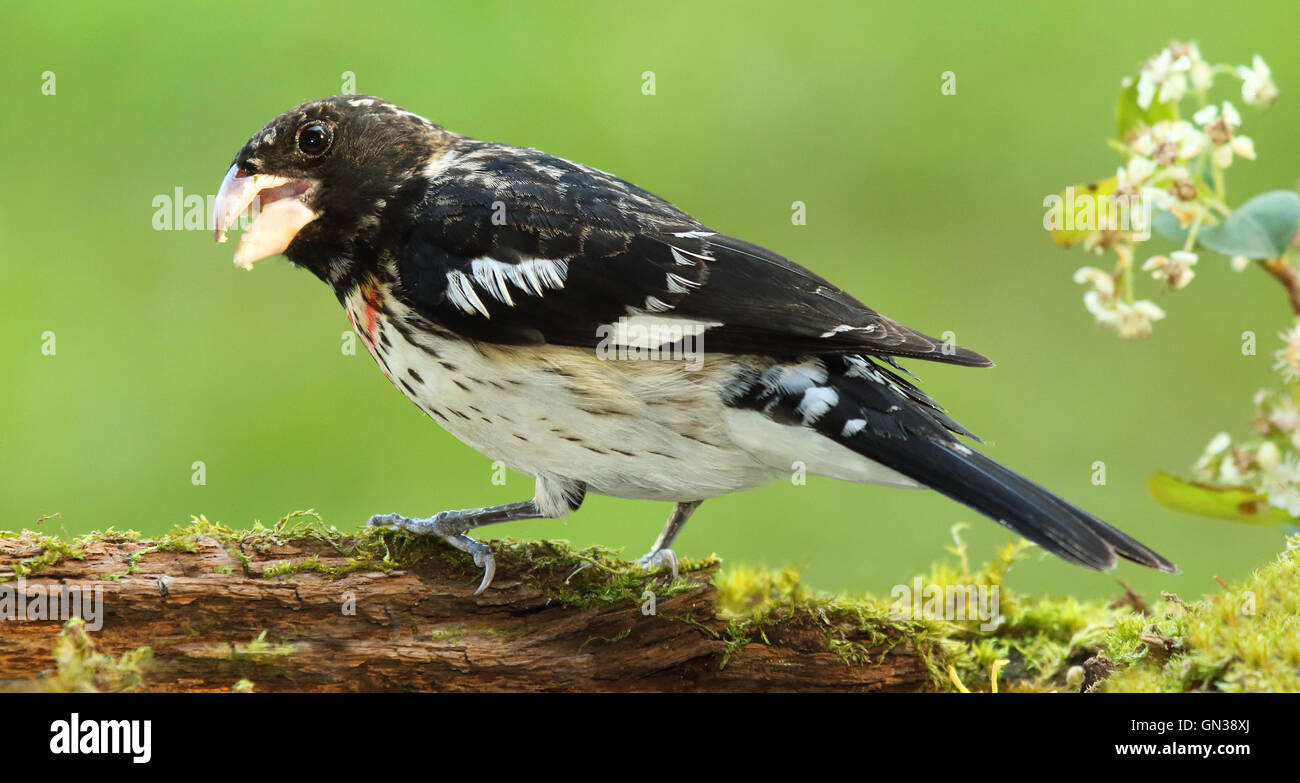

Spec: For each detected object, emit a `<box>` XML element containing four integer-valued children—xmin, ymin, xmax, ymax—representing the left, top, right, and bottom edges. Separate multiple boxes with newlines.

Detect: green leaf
<box><xmin>1115</xmin><ymin>82</ymin><xmax>1178</xmax><ymax>139</ymax></box>
<box><xmin>1146</xmin><ymin>470</ymin><xmax>1294</xmax><ymax>525</ymax></box>
<box><xmin>1153</xmin><ymin>190</ymin><xmax>1300</xmax><ymax>259</ymax></box>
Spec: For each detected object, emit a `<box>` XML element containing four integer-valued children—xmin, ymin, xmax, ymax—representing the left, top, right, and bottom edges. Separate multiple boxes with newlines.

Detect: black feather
<box><xmin>727</xmin><ymin>354</ymin><xmax>1177</xmax><ymax>573</ymax></box>
<box><xmin>386</xmin><ymin>140</ymin><xmax>992</xmax><ymax>365</ymax></box>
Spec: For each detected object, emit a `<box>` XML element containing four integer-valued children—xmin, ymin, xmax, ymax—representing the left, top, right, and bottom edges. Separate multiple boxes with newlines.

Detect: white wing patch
<box><xmin>644</xmin><ymin>295</ymin><xmax>674</xmax><ymax>313</ymax></box>
<box><xmin>820</xmin><ymin>323</ymin><xmax>878</xmax><ymax>338</ymax></box>
<box><xmin>795</xmin><ymin>386</ymin><xmax>839</xmax><ymax>423</ymax></box>
<box><xmin>605</xmin><ymin>314</ymin><xmax>722</xmax><ymax>348</ymax></box>
<box><xmin>841</xmin><ymin>418</ymin><xmax>867</xmax><ymax>438</ymax></box>
<box><xmin>759</xmin><ymin>359</ymin><xmax>829</xmax><ymax>395</ymax></box>
<box><xmin>668</xmin><ymin>245</ymin><xmax>711</xmax><ymax>267</ymax></box>
<box><xmin>445</xmin><ymin>257</ymin><xmax>570</xmax><ymax>316</ymax></box>
<box><xmin>665</xmin><ymin>272</ymin><xmax>701</xmax><ymax>294</ymax></box>
<box><xmin>445</xmin><ymin>270</ymin><xmax>491</xmax><ymax>317</ymax></box>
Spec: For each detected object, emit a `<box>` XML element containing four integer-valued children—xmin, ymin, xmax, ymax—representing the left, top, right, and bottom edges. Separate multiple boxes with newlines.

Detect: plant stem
<box><xmin>1261</xmin><ymin>256</ymin><xmax>1300</xmax><ymax>316</ymax></box>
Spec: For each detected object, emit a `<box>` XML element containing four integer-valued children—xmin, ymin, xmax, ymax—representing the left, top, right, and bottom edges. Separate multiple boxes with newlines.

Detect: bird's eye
<box><xmin>297</xmin><ymin>123</ymin><xmax>331</xmax><ymax>156</ymax></box>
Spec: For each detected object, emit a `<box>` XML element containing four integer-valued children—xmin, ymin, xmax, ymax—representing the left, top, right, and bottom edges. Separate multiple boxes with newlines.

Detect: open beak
<box><xmin>212</xmin><ymin>164</ymin><xmax>319</xmax><ymax>270</ymax></box>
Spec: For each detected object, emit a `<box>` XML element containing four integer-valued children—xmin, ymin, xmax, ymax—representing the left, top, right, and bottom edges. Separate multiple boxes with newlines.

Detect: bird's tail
<box><xmin>805</xmin><ymin>356</ymin><xmax>1179</xmax><ymax>573</ymax></box>
<box><xmin>854</xmin><ymin>436</ymin><xmax>1178</xmax><ymax>573</ymax></box>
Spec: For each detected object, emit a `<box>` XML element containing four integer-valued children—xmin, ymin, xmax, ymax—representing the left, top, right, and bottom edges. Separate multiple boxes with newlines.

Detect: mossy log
<box><xmin>0</xmin><ymin>523</ymin><xmax>940</xmax><ymax>692</ymax></box>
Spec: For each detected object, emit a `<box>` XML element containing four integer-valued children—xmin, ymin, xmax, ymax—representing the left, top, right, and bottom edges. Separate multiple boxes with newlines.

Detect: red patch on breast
<box><xmin>350</xmin><ymin>283</ymin><xmax>392</xmax><ymax>381</ymax></box>
<box><xmin>361</xmin><ymin>285</ymin><xmax>381</xmax><ymax>344</ymax></box>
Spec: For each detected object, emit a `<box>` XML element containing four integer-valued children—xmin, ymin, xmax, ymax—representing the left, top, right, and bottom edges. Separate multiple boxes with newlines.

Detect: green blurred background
<box><xmin>2</xmin><ymin>0</ymin><xmax>1294</xmax><ymax>601</ymax></box>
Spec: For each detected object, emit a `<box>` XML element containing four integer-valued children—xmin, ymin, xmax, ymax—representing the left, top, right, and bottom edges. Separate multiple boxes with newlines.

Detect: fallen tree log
<box><xmin>0</xmin><ymin>519</ymin><xmax>942</xmax><ymax>692</ymax></box>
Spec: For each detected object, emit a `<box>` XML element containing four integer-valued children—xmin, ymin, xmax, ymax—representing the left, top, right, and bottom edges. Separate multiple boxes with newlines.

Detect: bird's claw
<box><xmin>564</xmin><ymin>560</ymin><xmax>594</xmax><ymax>583</ymax></box>
<box><xmin>635</xmin><ymin>548</ymin><xmax>679</xmax><ymax>581</ymax></box>
<box><xmin>367</xmin><ymin>512</ymin><xmax>402</xmax><ymax>529</ymax></box>
<box><xmin>366</xmin><ymin>512</ymin><xmax>495</xmax><ymax>594</ymax></box>
<box><xmin>467</xmin><ymin>542</ymin><xmax>496</xmax><ymax>595</ymax></box>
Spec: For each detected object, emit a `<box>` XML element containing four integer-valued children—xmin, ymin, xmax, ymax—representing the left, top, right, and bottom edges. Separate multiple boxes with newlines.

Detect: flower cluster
<box><xmin>1073</xmin><ymin>265</ymin><xmax>1166</xmax><ymax>338</ymax></box>
<box><xmin>1059</xmin><ymin>42</ymin><xmax>1279</xmax><ymax>339</ymax></box>
<box><xmin>1134</xmin><ymin>43</ymin><xmax>1277</xmax><ymax>112</ymax></box>
<box><xmin>1193</xmin><ymin>378</ymin><xmax>1300</xmax><ymax>519</ymax></box>
<box><xmin>1056</xmin><ymin>43</ymin><xmax>1300</xmax><ymax>531</ymax></box>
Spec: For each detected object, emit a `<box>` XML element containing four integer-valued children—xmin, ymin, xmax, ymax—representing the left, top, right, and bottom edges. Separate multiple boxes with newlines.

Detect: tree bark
<box><xmin>0</xmin><ymin>531</ymin><xmax>938</xmax><ymax>692</ymax></box>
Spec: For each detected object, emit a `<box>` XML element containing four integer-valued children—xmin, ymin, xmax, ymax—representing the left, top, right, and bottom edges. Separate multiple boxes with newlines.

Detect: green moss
<box><xmin>3</xmin><ymin>534</ymin><xmax>86</xmax><ymax>581</ymax></box>
<box><xmin>429</xmin><ymin>627</ymin><xmax>470</xmax><ymax>643</ymax></box>
<box><xmin>710</xmin><ymin>525</ymin><xmax>1128</xmax><ymax>691</ymax></box>
<box><xmin>713</xmin><ymin>562</ymin><xmax>945</xmax><ymax>677</ymax></box>
<box><xmin>16</xmin><ymin>514</ymin><xmax>1294</xmax><ymax>692</ymax></box>
<box><xmin>194</xmin><ymin>630</ymin><xmax>296</xmax><ymax>661</ymax></box>
<box><xmin>404</xmin><ymin>533</ymin><xmax>719</xmax><ymax>607</ymax></box>
<box><xmin>1101</xmin><ymin>536</ymin><xmax>1300</xmax><ymax>692</ymax></box>
<box><xmin>10</xmin><ymin>618</ymin><xmax>153</xmax><ymax>693</ymax></box>
<box><xmin>6</xmin><ymin>511</ymin><xmax>718</xmax><ymax>611</ymax></box>
<box><xmin>577</xmin><ymin>628</ymin><xmax>632</xmax><ymax>653</ymax></box>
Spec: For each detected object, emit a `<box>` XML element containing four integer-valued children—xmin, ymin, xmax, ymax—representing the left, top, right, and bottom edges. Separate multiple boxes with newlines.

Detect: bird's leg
<box><xmin>635</xmin><ymin>500</ymin><xmax>704</xmax><ymax>580</ymax></box>
<box><xmin>368</xmin><ymin>501</ymin><xmax>541</xmax><ymax>595</ymax></box>
<box><xmin>370</xmin><ymin>476</ymin><xmax>585</xmax><ymax>595</ymax></box>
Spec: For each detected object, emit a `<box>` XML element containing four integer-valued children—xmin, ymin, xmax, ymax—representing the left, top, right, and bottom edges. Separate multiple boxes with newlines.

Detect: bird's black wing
<box><xmin>390</xmin><ymin>141</ymin><xmax>991</xmax><ymax>366</ymax></box>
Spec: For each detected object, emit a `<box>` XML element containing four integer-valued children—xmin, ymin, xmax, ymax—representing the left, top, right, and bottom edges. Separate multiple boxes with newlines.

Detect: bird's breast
<box><xmin>340</xmin><ymin>283</ymin><xmax>782</xmax><ymax>500</ymax></box>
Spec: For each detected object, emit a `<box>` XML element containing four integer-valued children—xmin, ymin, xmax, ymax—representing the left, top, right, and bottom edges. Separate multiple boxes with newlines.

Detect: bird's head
<box><xmin>213</xmin><ymin>95</ymin><xmax>451</xmax><ymax>279</ymax></box>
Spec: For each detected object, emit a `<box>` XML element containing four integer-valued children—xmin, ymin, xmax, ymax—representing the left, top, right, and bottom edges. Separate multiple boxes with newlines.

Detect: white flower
<box><xmin>1074</xmin><ymin>266</ymin><xmax>1114</xmax><ymax>296</ymax></box>
<box><xmin>1220</xmin><ymin>452</ymin><xmax>1243</xmax><ymax>484</ymax></box>
<box><xmin>1238</xmin><ymin>55</ymin><xmax>1279</xmax><ymax>108</ymax></box>
<box><xmin>1142</xmin><ymin>251</ymin><xmax>1198</xmax><ymax>289</ymax></box>
<box><xmin>1147</xmin><ymin>120</ymin><xmax>1205</xmax><ymax>161</ymax></box>
<box><xmin>1232</xmin><ymin>135</ymin><xmax>1256</xmax><ymax>160</ymax></box>
<box><xmin>1273</xmin><ymin>326</ymin><xmax>1300</xmax><ymax>383</ymax></box>
<box><xmin>1076</xmin><ymin>266</ymin><xmax>1124</xmax><ymax>329</ymax></box>
<box><xmin>1132</xmin><ymin>300</ymin><xmax>1166</xmax><ymax>320</ymax></box>
<box><xmin>1074</xmin><ymin>266</ymin><xmax>1164</xmax><ymax>338</ymax></box>
<box><xmin>1125</xmin><ymin>155</ymin><xmax>1157</xmax><ymax>183</ymax></box>
<box><xmin>1083</xmin><ymin>290</ymin><xmax>1116</xmax><ymax>323</ymax></box>
<box><xmin>1198</xmin><ymin>102</ymin><xmax>1255</xmax><ymax>168</ymax></box>
<box><xmin>1136</xmin><ymin>47</ymin><xmax>1192</xmax><ymax>109</ymax></box>
<box><xmin>1130</xmin><ymin>129</ymin><xmax>1156</xmax><ymax>157</ymax></box>
<box><xmin>1206</xmin><ymin>432</ymin><xmax>1232</xmax><ymax>456</ymax></box>
<box><xmin>1194</xmin><ymin>101</ymin><xmax>1242</xmax><ymax>128</ymax></box>
<box><xmin>1231</xmin><ymin>255</ymin><xmax>1250</xmax><ymax>272</ymax></box>
<box><xmin>1266</xmin><ymin>458</ymin><xmax>1300</xmax><ymax>517</ymax></box>
<box><xmin>1115</xmin><ymin>299</ymin><xmax>1165</xmax><ymax>339</ymax></box>
<box><xmin>1213</xmin><ymin>138</ymin><xmax>1256</xmax><ymax>168</ymax></box>
<box><xmin>1258</xmin><ymin>441</ymin><xmax>1282</xmax><ymax>470</ymax></box>
<box><xmin>1115</xmin><ymin>158</ymin><xmax>1158</xmax><ymax>199</ymax></box>
<box><xmin>1270</xmin><ymin>400</ymin><xmax>1300</xmax><ymax>434</ymax></box>
<box><xmin>1182</xmin><ymin>42</ymin><xmax>1213</xmax><ymax>91</ymax></box>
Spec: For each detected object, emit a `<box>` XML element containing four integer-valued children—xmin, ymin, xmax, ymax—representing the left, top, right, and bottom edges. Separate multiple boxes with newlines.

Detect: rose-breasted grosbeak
<box><xmin>213</xmin><ymin>96</ymin><xmax>1176</xmax><ymax>594</ymax></box>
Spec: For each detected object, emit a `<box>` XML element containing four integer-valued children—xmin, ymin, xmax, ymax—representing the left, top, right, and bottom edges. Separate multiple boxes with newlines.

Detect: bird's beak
<box><xmin>212</xmin><ymin>164</ymin><xmax>319</xmax><ymax>270</ymax></box>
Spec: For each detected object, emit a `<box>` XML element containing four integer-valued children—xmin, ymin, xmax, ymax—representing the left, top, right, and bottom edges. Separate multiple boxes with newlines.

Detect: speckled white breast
<box><xmin>342</xmin><ymin>284</ymin><xmax>788</xmax><ymax>501</ymax></box>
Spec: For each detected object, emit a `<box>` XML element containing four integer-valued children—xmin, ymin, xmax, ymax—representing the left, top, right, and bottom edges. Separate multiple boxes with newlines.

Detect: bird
<box><xmin>212</xmin><ymin>95</ymin><xmax>1177</xmax><ymax>594</ymax></box>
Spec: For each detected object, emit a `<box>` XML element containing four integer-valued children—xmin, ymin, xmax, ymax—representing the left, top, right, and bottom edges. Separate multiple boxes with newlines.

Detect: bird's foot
<box><xmin>635</xmin><ymin>548</ymin><xmax>679</xmax><ymax>581</ymax></box>
<box><xmin>368</xmin><ymin>511</ymin><xmax>496</xmax><ymax>595</ymax></box>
